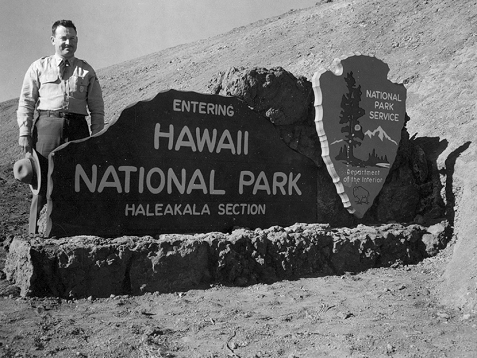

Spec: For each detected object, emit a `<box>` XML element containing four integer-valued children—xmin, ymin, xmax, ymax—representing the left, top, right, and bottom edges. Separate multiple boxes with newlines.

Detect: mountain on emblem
<box><xmin>364</xmin><ymin>126</ymin><xmax>398</xmax><ymax>145</ymax></box>
<box><xmin>312</xmin><ymin>55</ymin><xmax>407</xmax><ymax>218</ymax></box>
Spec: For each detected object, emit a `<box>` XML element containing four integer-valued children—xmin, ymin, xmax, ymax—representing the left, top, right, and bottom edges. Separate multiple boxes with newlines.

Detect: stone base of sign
<box><xmin>5</xmin><ymin>222</ymin><xmax>448</xmax><ymax>298</ymax></box>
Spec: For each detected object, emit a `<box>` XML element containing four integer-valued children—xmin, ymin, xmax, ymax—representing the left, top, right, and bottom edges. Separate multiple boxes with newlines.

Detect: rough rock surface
<box><xmin>6</xmin><ymin>223</ymin><xmax>445</xmax><ymax>298</ymax></box>
<box><xmin>209</xmin><ymin>67</ymin><xmax>445</xmax><ymax>227</ymax></box>
<box><xmin>209</xmin><ymin>66</ymin><xmax>313</xmax><ymax>127</ymax></box>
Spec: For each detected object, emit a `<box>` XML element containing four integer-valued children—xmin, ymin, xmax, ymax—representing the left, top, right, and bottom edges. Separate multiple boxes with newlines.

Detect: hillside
<box><xmin>0</xmin><ymin>0</ymin><xmax>476</xmax><ymax>354</ymax></box>
<box><xmin>2</xmin><ymin>0</ymin><xmax>475</xmax><ymax>164</ymax></box>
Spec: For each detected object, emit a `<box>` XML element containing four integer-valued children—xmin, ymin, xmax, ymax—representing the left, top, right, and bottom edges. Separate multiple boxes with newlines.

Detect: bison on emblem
<box><xmin>353</xmin><ymin>186</ymin><xmax>369</xmax><ymax>205</ymax></box>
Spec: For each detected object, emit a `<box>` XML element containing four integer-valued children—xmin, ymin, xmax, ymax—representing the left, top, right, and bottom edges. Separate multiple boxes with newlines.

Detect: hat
<box><xmin>13</xmin><ymin>150</ymin><xmax>42</xmax><ymax>195</ymax></box>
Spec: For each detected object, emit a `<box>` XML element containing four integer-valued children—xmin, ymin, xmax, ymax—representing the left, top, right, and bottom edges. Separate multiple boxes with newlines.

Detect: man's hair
<box><xmin>52</xmin><ymin>20</ymin><xmax>77</xmax><ymax>36</ymax></box>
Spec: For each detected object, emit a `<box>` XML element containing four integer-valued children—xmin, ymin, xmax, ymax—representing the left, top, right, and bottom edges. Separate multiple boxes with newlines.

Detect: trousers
<box><xmin>29</xmin><ymin>113</ymin><xmax>89</xmax><ymax>234</ymax></box>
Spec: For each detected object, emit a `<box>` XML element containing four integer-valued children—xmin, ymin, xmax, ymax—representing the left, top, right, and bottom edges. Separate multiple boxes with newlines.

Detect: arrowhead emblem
<box><xmin>312</xmin><ymin>55</ymin><xmax>407</xmax><ymax>218</ymax></box>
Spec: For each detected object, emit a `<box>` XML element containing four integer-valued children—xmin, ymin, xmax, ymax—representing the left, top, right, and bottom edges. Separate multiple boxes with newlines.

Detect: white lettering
<box><xmin>125</xmin><ymin>203</ymin><xmax>211</xmax><ymax>216</ymax></box>
<box><xmin>98</xmin><ymin>166</ymin><xmax>122</xmax><ymax>193</ymax></box>
<box><xmin>75</xmin><ymin>164</ymin><xmax>97</xmax><ymax>192</ymax></box>
<box><xmin>196</xmin><ymin>128</ymin><xmax>217</xmax><ymax>152</ymax></box>
<box><xmin>186</xmin><ymin>169</ymin><xmax>208</xmax><ymax>194</ymax></box>
<box><xmin>173</xmin><ymin>99</ymin><xmax>181</xmax><ymax>112</ymax></box>
<box><xmin>167</xmin><ymin>168</ymin><xmax>186</xmax><ymax>194</ymax></box>
<box><xmin>272</xmin><ymin>172</ymin><xmax>287</xmax><ymax>195</ymax></box>
<box><xmin>216</xmin><ymin>130</ymin><xmax>235</xmax><ymax>154</ymax></box>
<box><xmin>75</xmin><ymin>166</ymin><xmax>300</xmax><ymax>197</ymax></box>
<box><xmin>366</xmin><ymin>90</ymin><xmax>402</xmax><ymax>102</ymax></box>
<box><xmin>239</xmin><ymin>170</ymin><xmax>302</xmax><ymax>195</ymax></box>
<box><xmin>155</xmin><ymin>203</ymin><xmax>163</xmax><ymax>215</ymax></box>
<box><xmin>118</xmin><ymin>166</ymin><xmax>137</xmax><ymax>193</ymax></box>
<box><xmin>138</xmin><ymin>167</ymin><xmax>145</xmax><ymax>193</ymax></box>
<box><xmin>146</xmin><ymin>168</ymin><xmax>165</xmax><ymax>194</ymax></box>
<box><xmin>253</xmin><ymin>171</ymin><xmax>271</xmax><ymax>195</ymax></box>
<box><xmin>288</xmin><ymin>173</ymin><xmax>302</xmax><ymax>195</ymax></box>
<box><xmin>154</xmin><ymin>124</ymin><xmax>174</xmax><ymax>150</ymax></box>
<box><xmin>154</xmin><ymin>125</ymin><xmax>248</xmax><ymax>155</ymax></box>
<box><xmin>172</xmin><ymin>99</ymin><xmax>235</xmax><ymax>117</ymax></box>
<box><xmin>125</xmin><ymin>203</ymin><xmax>135</xmax><ymax>216</ymax></box>
<box><xmin>369</xmin><ymin>111</ymin><xmax>399</xmax><ymax>121</ymax></box>
<box><xmin>175</xmin><ymin>126</ymin><xmax>197</xmax><ymax>152</ymax></box>
<box><xmin>217</xmin><ymin>203</ymin><xmax>266</xmax><ymax>215</ymax></box>
<box><xmin>199</xmin><ymin>102</ymin><xmax>206</xmax><ymax>114</ymax></box>
<box><xmin>209</xmin><ymin>170</ymin><xmax>226</xmax><ymax>195</ymax></box>
<box><xmin>239</xmin><ymin>171</ymin><xmax>255</xmax><ymax>194</ymax></box>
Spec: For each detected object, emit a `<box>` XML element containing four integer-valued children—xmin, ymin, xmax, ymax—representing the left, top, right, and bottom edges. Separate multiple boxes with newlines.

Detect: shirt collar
<box><xmin>53</xmin><ymin>54</ymin><xmax>76</xmax><ymax>65</ymax></box>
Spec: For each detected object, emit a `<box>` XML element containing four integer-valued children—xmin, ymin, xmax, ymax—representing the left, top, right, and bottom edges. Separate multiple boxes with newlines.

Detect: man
<box><xmin>17</xmin><ymin>19</ymin><xmax>104</xmax><ymax>234</ymax></box>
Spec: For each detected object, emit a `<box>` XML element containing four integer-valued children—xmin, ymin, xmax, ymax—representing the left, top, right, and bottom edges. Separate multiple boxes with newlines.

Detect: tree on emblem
<box><xmin>335</xmin><ymin>71</ymin><xmax>365</xmax><ymax>166</ymax></box>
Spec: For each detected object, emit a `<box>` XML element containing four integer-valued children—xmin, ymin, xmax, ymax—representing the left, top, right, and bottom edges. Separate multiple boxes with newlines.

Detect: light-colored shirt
<box><xmin>17</xmin><ymin>54</ymin><xmax>104</xmax><ymax>136</ymax></box>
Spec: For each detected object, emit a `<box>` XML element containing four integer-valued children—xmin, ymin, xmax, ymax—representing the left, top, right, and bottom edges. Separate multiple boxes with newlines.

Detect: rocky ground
<box><xmin>0</xmin><ymin>161</ymin><xmax>476</xmax><ymax>357</ymax></box>
<box><xmin>1</xmin><ymin>239</ymin><xmax>477</xmax><ymax>357</ymax></box>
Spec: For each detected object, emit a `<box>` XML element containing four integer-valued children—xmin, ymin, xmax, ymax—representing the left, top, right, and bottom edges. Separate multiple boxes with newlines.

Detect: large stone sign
<box><xmin>312</xmin><ymin>55</ymin><xmax>407</xmax><ymax>218</ymax></box>
<box><xmin>45</xmin><ymin>90</ymin><xmax>318</xmax><ymax>237</ymax></box>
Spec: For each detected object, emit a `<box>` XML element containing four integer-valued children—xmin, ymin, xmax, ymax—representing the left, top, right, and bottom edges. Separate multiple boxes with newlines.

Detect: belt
<box><xmin>38</xmin><ymin>110</ymin><xmax>85</xmax><ymax>118</ymax></box>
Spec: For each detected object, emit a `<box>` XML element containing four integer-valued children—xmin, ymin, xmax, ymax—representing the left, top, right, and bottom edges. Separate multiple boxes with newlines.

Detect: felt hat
<box><xmin>13</xmin><ymin>150</ymin><xmax>42</xmax><ymax>195</ymax></box>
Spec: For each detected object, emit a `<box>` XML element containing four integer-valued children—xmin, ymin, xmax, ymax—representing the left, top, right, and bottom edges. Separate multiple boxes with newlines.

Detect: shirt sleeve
<box><xmin>87</xmin><ymin>72</ymin><xmax>105</xmax><ymax>135</ymax></box>
<box><xmin>17</xmin><ymin>63</ymin><xmax>40</xmax><ymax>137</ymax></box>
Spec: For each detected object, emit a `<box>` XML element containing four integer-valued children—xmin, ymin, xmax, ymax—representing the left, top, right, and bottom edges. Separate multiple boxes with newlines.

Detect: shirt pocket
<box><xmin>39</xmin><ymin>74</ymin><xmax>60</xmax><ymax>94</ymax></box>
<box><xmin>70</xmin><ymin>76</ymin><xmax>89</xmax><ymax>100</ymax></box>
<box><xmin>38</xmin><ymin>73</ymin><xmax>62</xmax><ymax>99</ymax></box>
<box><xmin>40</xmin><ymin>73</ymin><xmax>60</xmax><ymax>83</ymax></box>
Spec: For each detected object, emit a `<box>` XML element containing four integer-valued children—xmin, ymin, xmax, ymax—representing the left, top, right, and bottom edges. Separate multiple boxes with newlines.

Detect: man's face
<box><xmin>51</xmin><ymin>25</ymin><xmax>78</xmax><ymax>59</ymax></box>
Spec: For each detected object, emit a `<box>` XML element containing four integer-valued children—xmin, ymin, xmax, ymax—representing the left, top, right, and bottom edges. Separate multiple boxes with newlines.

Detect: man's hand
<box><xmin>19</xmin><ymin>135</ymin><xmax>32</xmax><ymax>154</ymax></box>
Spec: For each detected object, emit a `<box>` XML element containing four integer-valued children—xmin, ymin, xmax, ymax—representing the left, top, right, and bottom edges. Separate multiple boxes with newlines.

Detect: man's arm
<box><xmin>17</xmin><ymin>63</ymin><xmax>39</xmax><ymax>153</ymax></box>
<box><xmin>18</xmin><ymin>136</ymin><xmax>33</xmax><ymax>154</ymax></box>
<box><xmin>86</xmin><ymin>72</ymin><xmax>104</xmax><ymax>135</ymax></box>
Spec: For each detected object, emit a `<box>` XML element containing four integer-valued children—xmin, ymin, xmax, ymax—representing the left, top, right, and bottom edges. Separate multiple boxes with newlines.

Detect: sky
<box><xmin>0</xmin><ymin>0</ymin><xmax>319</xmax><ymax>102</ymax></box>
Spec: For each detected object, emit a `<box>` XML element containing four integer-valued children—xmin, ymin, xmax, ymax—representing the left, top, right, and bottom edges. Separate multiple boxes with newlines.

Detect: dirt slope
<box><xmin>0</xmin><ymin>0</ymin><xmax>476</xmax><ymax>356</ymax></box>
<box><xmin>1</xmin><ymin>251</ymin><xmax>477</xmax><ymax>357</ymax></box>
